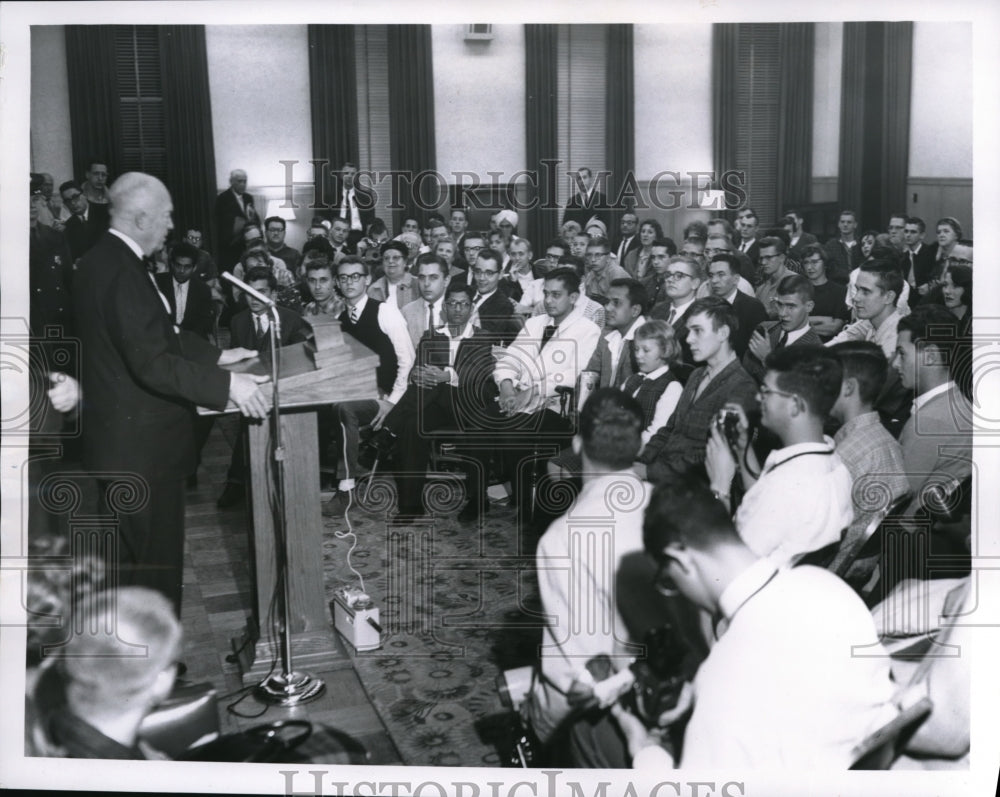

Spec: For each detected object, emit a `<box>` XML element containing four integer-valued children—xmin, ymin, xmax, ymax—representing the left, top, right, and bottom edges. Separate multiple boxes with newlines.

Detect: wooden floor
<box><xmin>178</xmin><ymin>415</ymin><xmax>403</xmax><ymax>765</ymax></box>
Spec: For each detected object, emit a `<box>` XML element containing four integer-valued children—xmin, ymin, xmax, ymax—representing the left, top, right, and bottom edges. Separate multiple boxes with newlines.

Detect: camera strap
<box><xmin>713</xmin><ymin>567</ymin><xmax>780</xmax><ymax>639</ymax></box>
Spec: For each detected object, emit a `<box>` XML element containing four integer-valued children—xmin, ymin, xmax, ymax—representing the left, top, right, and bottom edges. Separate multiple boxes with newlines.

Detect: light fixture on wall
<box><xmin>266</xmin><ymin>199</ymin><xmax>297</xmax><ymax>223</ymax></box>
<box><xmin>464</xmin><ymin>24</ymin><xmax>493</xmax><ymax>42</ymax></box>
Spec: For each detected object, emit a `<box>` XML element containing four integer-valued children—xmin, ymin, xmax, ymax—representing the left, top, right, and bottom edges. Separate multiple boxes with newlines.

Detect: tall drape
<box><xmin>524</xmin><ymin>24</ymin><xmax>559</xmax><ymax>248</ymax></box>
<box><xmin>776</xmin><ymin>23</ymin><xmax>814</xmax><ymax>216</ymax></box>
<box><xmin>712</xmin><ymin>24</ymin><xmax>739</xmax><ymax>205</ymax></box>
<box><xmin>838</xmin><ymin>22</ymin><xmax>913</xmax><ymax>230</ymax></box>
<box><xmin>605</xmin><ymin>24</ymin><xmax>635</xmax><ymax>233</ymax></box>
<box><xmin>158</xmin><ymin>26</ymin><xmax>217</xmax><ymax>244</ymax></box>
<box><xmin>387</xmin><ymin>25</ymin><xmax>436</xmax><ymax>229</ymax></box>
<box><xmin>65</xmin><ymin>27</ymin><xmax>122</xmax><ymax>183</ymax></box>
<box><xmin>308</xmin><ymin>25</ymin><xmax>359</xmax><ymax>214</ymax></box>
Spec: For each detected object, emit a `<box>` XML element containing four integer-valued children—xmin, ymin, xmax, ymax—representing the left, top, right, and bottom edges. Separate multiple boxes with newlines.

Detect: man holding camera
<box><xmin>609</xmin><ymin>479</ymin><xmax>895</xmax><ymax>769</ymax></box>
<box><xmin>705</xmin><ymin>345</ymin><xmax>854</xmax><ymax>566</ymax></box>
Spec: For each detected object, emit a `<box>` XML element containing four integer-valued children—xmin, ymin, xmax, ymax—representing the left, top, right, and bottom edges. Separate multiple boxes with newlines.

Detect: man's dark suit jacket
<box><xmin>906</xmin><ymin>244</ymin><xmax>938</xmax><ymax>290</ymax></box>
<box><xmin>648</xmin><ymin>301</ymin><xmax>698</xmax><ymax>366</ymax></box>
<box><xmin>639</xmin><ymin>357</ymin><xmax>758</xmax><ymax>485</ymax></box>
<box><xmin>475</xmin><ymin>290</ymin><xmax>522</xmax><ymax>346</ymax></box>
<box><xmin>63</xmin><ymin>203</ymin><xmax>110</xmax><ymax>262</ymax></box>
<box><xmin>229</xmin><ymin>305</ymin><xmax>312</xmax><ymax>352</ymax></box>
<box><xmin>738</xmin><ymin>238</ymin><xmax>761</xmax><ymax>272</ymax></box>
<box><xmin>324</xmin><ymin>178</ymin><xmax>376</xmax><ymax>236</ymax></box>
<box><xmin>563</xmin><ymin>190</ymin><xmax>610</xmax><ymax>230</ymax></box>
<box><xmin>728</xmin><ymin>291</ymin><xmax>770</xmax><ymax>359</ymax></box>
<box><xmin>614</xmin><ymin>234</ymin><xmax>642</xmax><ymax>264</ymax></box>
<box><xmin>154</xmin><ymin>273</ymin><xmax>216</xmax><ymax>340</ymax></box>
<box><xmin>823</xmin><ymin>239</ymin><xmax>863</xmax><ymax>285</ymax></box>
<box><xmin>741</xmin><ymin>322</ymin><xmax>822</xmax><ymax>382</ymax></box>
<box><xmin>213</xmin><ymin>188</ymin><xmax>259</xmax><ymax>270</ymax></box>
<box><xmin>416</xmin><ymin>327</ymin><xmax>499</xmax><ymax>421</ymax></box>
<box><xmin>73</xmin><ymin>232</ymin><xmax>230</xmax><ymax>483</ymax></box>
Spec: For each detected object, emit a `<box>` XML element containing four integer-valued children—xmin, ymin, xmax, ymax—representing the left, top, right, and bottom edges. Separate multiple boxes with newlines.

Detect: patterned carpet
<box><xmin>319</xmin><ymin>476</ymin><xmax>547</xmax><ymax>767</ymax></box>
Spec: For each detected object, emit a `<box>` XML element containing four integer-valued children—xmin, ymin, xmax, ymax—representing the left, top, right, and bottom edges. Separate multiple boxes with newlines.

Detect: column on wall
<box><xmin>838</xmin><ymin>22</ymin><xmax>913</xmax><ymax>230</ymax></box>
<box><xmin>387</xmin><ymin>25</ymin><xmax>436</xmax><ymax>230</ymax></box>
<box><xmin>308</xmin><ymin>25</ymin><xmax>359</xmax><ymax>216</ymax></box>
<box><xmin>524</xmin><ymin>24</ymin><xmax>559</xmax><ymax>248</ymax></box>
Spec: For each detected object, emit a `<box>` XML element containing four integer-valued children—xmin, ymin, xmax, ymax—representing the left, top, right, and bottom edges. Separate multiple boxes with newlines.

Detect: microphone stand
<box><xmin>222</xmin><ymin>272</ymin><xmax>325</xmax><ymax>706</ymax></box>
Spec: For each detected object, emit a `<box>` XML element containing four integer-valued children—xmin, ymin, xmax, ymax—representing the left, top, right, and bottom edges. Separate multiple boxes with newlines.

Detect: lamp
<box><xmin>266</xmin><ymin>200</ymin><xmax>297</xmax><ymax>223</ymax></box>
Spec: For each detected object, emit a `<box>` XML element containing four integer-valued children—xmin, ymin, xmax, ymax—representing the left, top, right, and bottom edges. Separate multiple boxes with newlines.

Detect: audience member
<box><xmin>81</xmin><ymin>159</ymin><xmax>110</xmax><ymax>205</ymax></box>
<box><xmin>155</xmin><ymin>242</ymin><xmax>216</xmax><ymax>340</ymax></box>
<box><xmin>367</xmin><ymin>240</ymin><xmax>416</xmax><ymax>308</ymax></box>
<box><xmin>30</xmin><ymin>180</ymin><xmax>74</xmax><ymax>337</ymax></box>
<box><xmin>640</xmin><ymin>237</ymin><xmax>678</xmax><ymax>309</ymax></box>
<box><xmin>59</xmin><ymin>179</ymin><xmax>110</xmax><ymax>262</ymax></box>
<box><xmin>469</xmin><ymin>248</ymin><xmax>523</xmax><ymax>345</ymax></box>
<box><xmin>901</xmin><ymin>216</ymin><xmax>935</xmax><ymax>296</ymax></box>
<box><xmin>553</xmin><ymin>255</ymin><xmax>607</xmax><ymax>328</ymax></box>
<box><xmin>638</xmin><ymin>298</ymin><xmax>758</xmax><ymax>484</ymax></box>
<box><xmin>827</xmin><ymin>260</ymin><xmax>904</xmax><ymax>359</ymax></box>
<box><xmin>608</xmin><ymin>479</ymin><xmax>896</xmax><ymax>769</ymax></box>
<box><xmin>824</xmin><ymin>209</ymin><xmax>862</xmax><ymax>284</ymax></box>
<box><xmin>400</xmin><ymin>254</ymin><xmax>450</xmax><ymax>348</ymax></box>
<box><xmin>705</xmin><ymin>253</ymin><xmax>767</xmax><ymax>358</ymax></box>
<box><xmin>621</xmin><ymin>219</ymin><xmax>663</xmax><ymax>280</ymax></box>
<box><xmin>213</xmin><ymin>168</ymin><xmax>258</xmax><ymax>270</ymax></box>
<box><xmin>800</xmin><ymin>244</ymin><xmax>850</xmax><ymax>340</ymax></box>
<box><xmin>301</xmin><ymin>254</ymin><xmax>346</xmax><ymax>317</ymax></box>
<box><xmin>563</xmin><ymin>166</ymin><xmax>609</xmax><ymax>229</ymax></box>
<box><xmin>582</xmin><ymin>278</ymin><xmax>647</xmax><ymax>390</ymax></box>
<box><xmin>582</xmin><ymin>236</ymin><xmax>630</xmax><ymax>304</ymax></box>
<box><xmin>753</xmin><ymin>236</ymin><xmax>793</xmax><ymax>315</ymax></box>
<box><xmin>742</xmin><ymin>274</ymin><xmax>821</xmax><ymax>382</ymax></box>
<box><xmin>264</xmin><ymin>215</ymin><xmax>302</xmax><ymax>275</ymax></box>
<box><xmin>783</xmin><ymin>208</ymin><xmax>819</xmax><ymax>261</ymax></box>
<box><xmin>614</xmin><ymin>211</ymin><xmax>641</xmax><ymax>264</ymax></box>
<box><xmin>706</xmin><ymin>345</ymin><xmax>853</xmax><ymax>566</ymax></box>
<box><xmin>330</xmin><ymin>161</ymin><xmax>375</xmax><ymax>237</ymax></box>
<box><xmin>648</xmin><ymin>254</ymin><xmax>704</xmax><ymax>365</ymax></box>
<box><xmin>523</xmin><ymin>389</ymin><xmax>650</xmax><ymax>745</ymax></box>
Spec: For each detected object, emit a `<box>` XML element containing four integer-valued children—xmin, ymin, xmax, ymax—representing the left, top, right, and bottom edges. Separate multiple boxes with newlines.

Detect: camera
<box><xmin>715</xmin><ymin>407</ymin><xmax>742</xmax><ymax>451</ymax></box>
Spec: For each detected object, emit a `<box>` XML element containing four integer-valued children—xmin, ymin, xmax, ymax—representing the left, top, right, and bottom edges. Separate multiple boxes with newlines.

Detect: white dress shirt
<box><xmin>173</xmin><ymin>278</ymin><xmax>188</xmax><ymax>324</ymax></box>
<box><xmin>349</xmin><ymin>295</ymin><xmax>416</xmax><ymax>405</ymax></box>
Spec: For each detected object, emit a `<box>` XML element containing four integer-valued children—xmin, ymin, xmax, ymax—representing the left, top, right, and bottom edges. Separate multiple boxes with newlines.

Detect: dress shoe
<box><xmin>322</xmin><ymin>489</ymin><xmax>356</xmax><ymax>517</ymax></box>
<box><xmin>216</xmin><ymin>482</ymin><xmax>245</xmax><ymax>509</ymax></box>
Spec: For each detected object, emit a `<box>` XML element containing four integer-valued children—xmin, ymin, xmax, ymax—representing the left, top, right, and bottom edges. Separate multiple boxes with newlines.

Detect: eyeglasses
<box><xmin>472</xmin><ymin>268</ymin><xmax>498</xmax><ymax>277</ymax></box>
<box><xmin>336</xmin><ymin>273</ymin><xmax>366</xmax><ymax>284</ymax></box>
<box><xmin>445</xmin><ymin>300</ymin><xmax>471</xmax><ymax>308</ymax></box>
<box><xmin>664</xmin><ymin>271</ymin><xmax>694</xmax><ymax>281</ymax></box>
<box><xmin>464</xmin><ymin>245</ymin><xmax>484</xmax><ymax>253</ymax></box>
<box><xmin>756</xmin><ymin>384</ymin><xmax>798</xmax><ymax>400</ymax></box>
<box><xmin>759</xmin><ymin>254</ymin><xmax>782</xmax><ymax>262</ymax></box>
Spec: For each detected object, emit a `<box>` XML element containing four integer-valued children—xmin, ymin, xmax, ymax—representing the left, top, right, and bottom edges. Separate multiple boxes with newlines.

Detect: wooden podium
<box><xmin>203</xmin><ymin>320</ymin><xmax>379</xmax><ymax>684</ymax></box>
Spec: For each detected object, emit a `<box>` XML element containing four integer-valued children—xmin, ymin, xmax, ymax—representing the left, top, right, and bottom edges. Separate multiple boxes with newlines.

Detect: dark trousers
<box><xmin>101</xmin><ymin>477</ymin><xmax>186</xmax><ymax>617</ymax></box>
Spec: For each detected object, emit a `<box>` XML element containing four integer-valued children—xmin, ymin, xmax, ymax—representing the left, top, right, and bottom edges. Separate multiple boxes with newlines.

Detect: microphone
<box><xmin>222</xmin><ymin>271</ymin><xmax>275</xmax><ymax>308</ymax></box>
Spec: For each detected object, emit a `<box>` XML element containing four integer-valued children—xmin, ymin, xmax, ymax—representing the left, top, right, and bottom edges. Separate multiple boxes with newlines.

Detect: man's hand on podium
<box><xmin>371</xmin><ymin>398</ymin><xmax>395</xmax><ymax>430</ymax></box>
<box><xmin>230</xmin><ymin>372</ymin><xmax>271</xmax><ymax>419</ymax></box>
<box><xmin>218</xmin><ymin>347</ymin><xmax>259</xmax><ymax>365</ymax></box>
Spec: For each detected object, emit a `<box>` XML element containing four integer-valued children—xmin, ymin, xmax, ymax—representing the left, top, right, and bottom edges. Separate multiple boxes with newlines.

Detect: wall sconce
<box><xmin>266</xmin><ymin>199</ymin><xmax>298</xmax><ymax>223</ymax></box>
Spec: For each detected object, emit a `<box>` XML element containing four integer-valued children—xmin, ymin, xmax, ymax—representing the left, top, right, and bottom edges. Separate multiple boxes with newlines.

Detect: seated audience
<box><xmin>742</xmin><ymin>274</ymin><xmax>821</xmax><ymax>382</ymax></box>
<box><xmin>469</xmin><ymin>247</ymin><xmax>523</xmax><ymax>345</ymax></box>
<box><xmin>705</xmin><ymin>345</ymin><xmax>854</xmax><ymax>566</ymax></box>
<box><xmin>155</xmin><ymin>242</ymin><xmax>216</xmax><ymax>341</ymax></box>
<box><xmin>400</xmin><ymin>253</ymin><xmax>451</xmax><ymax>347</ymax></box>
<box><xmin>638</xmin><ymin>298</ymin><xmax>758</xmax><ymax>484</ymax></box>
<box><xmin>753</xmin><ymin>236</ymin><xmax>794</xmax><ymax>315</ymax></box>
<box><xmin>640</xmin><ymin>237</ymin><xmax>678</xmax><ymax>309</ymax></box>
<box><xmin>301</xmin><ymin>254</ymin><xmax>346</xmax><ymax>317</ymax></box>
<box><xmin>607</xmin><ymin>478</ymin><xmax>896</xmax><ymax>769</ymax></box>
<box><xmin>264</xmin><ymin>215</ymin><xmax>302</xmax><ymax>276</ymax></box>
<box><xmin>28</xmin><ymin>587</ymin><xmax>183</xmax><ymax>759</ymax></box>
<box><xmin>621</xmin><ymin>219</ymin><xmax>663</xmax><ymax>280</ymax></box>
<box><xmin>506</xmin><ymin>236</ymin><xmax>544</xmax><ymax>311</ymax></box>
<box><xmin>827</xmin><ymin>260</ymin><xmax>905</xmax><ymax>359</ymax></box>
<box><xmin>582</xmin><ymin>235</ymin><xmax>630</xmax><ymax>305</ymax></box>
<box><xmin>823</xmin><ymin>209</ymin><xmax>863</xmax><ymax>284</ymax></box>
<box><xmin>582</xmin><ymin>278</ymin><xmax>648</xmax><ymax>391</ymax></box>
<box><xmin>800</xmin><ymin>244</ymin><xmax>850</xmax><ymax>340</ymax></box>
<box><xmin>697</xmin><ymin>236</ymin><xmax>755</xmax><ymax>300</ymax></box>
<box><xmin>523</xmin><ymin>389</ymin><xmax>651</xmax><ymax>745</ymax></box>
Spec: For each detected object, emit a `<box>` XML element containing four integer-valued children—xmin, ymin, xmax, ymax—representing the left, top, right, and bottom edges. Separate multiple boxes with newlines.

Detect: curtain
<box><xmin>387</xmin><ymin>25</ymin><xmax>436</xmax><ymax>229</ymax></box>
<box><xmin>65</xmin><ymin>27</ymin><xmax>122</xmax><ymax>183</ymax></box>
<box><xmin>525</xmin><ymin>24</ymin><xmax>559</xmax><ymax>248</ymax></box>
<box><xmin>158</xmin><ymin>26</ymin><xmax>217</xmax><ymax>246</ymax></box>
<box><xmin>776</xmin><ymin>23</ymin><xmax>814</xmax><ymax>216</ymax></box>
<box><xmin>838</xmin><ymin>22</ymin><xmax>913</xmax><ymax>230</ymax></box>
<box><xmin>605</xmin><ymin>24</ymin><xmax>635</xmax><ymax>234</ymax></box>
<box><xmin>308</xmin><ymin>25</ymin><xmax>359</xmax><ymax>215</ymax></box>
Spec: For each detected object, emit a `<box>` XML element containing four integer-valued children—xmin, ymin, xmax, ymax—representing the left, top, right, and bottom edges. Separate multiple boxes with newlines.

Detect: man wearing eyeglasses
<box><xmin>648</xmin><ymin>254</ymin><xmax>704</xmax><ymax>366</ymax></box>
<box><xmin>60</xmin><ymin>179</ymin><xmax>110</xmax><ymax>262</ymax></box>
<box><xmin>705</xmin><ymin>345</ymin><xmax>854</xmax><ymax>567</ymax></box>
<box><xmin>325</xmin><ymin>256</ymin><xmax>415</xmax><ymax>510</ymax></box>
<box><xmin>469</xmin><ymin>248</ymin><xmax>522</xmax><ymax>345</ymax></box>
<box><xmin>582</xmin><ymin>237</ymin><xmax>630</xmax><ymax>304</ymax></box>
<box><xmin>753</xmin><ymin>237</ymin><xmax>792</xmax><ymax>318</ymax></box>
<box><xmin>610</xmin><ymin>478</ymin><xmax>895</xmax><ymax>770</ymax></box>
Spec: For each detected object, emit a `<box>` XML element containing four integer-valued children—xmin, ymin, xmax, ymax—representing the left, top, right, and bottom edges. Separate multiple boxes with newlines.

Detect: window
<box><xmin>115</xmin><ymin>26</ymin><xmax>166</xmax><ymax>178</ymax></box>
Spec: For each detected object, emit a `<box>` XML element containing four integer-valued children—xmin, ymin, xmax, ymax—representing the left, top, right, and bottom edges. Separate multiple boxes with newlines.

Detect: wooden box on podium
<box><xmin>207</xmin><ymin>318</ymin><xmax>378</xmax><ymax>683</ymax></box>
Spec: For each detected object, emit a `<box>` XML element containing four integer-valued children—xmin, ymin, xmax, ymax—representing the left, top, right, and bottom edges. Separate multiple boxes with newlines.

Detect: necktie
<box><xmin>473</xmin><ymin>292</ymin><xmax>482</xmax><ymax>305</ymax></box>
<box><xmin>622</xmin><ymin>372</ymin><xmax>645</xmax><ymax>395</ymax></box>
<box><xmin>428</xmin><ymin>302</ymin><xmax>436</xmax><ymax>332</ymax></box>
<box><xmin>541</xmin><ymin>324</ymin><xmax>557</xmax><ymax>349</ymax></box>
<box><xmin>666</xmin><ymin>307</ymin><xmax>677</xmax><ymax>326</ymax></box>
<box><xmin>255</xmin><ymin>315</ymin><xmax>264</xmax><ymax>338</ymax></box>
<box><xmin>908</xmin><ymin>251</ymin><xmax>916</xmax><ymax>286</ymax></box>
<box><xmin>776</xmin><ymin>329</ymin><xmax>789</xmax><ymax>349</ymax></box>
<box><xmin>350</xmin><ymin>305</ymin><xmax>359</xmax><ymax>323</ymax></box>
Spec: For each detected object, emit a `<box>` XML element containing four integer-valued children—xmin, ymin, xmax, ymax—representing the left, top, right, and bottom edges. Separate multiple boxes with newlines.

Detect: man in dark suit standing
<box><xmin>735</xmin><ymin>207</ymin><xmax>762</xmax><ymax>272</ymax></box>
<box><xmin>74</xmin><ymin>172</ymin><xmax>270</xmax><ymax>616</ymax></box>
<box><xmin>742</xmin><ymin>274</ymin><xmax>822</xmax><ymax>382</ymax></box>
<box><xmin>562</xmin><ymin>167</ymin><xmax>610</xmax><ymax>230</ymax></box>
<box><xmin>59</xmin><ymin>180</ymin><xmax>110</xmax><ymax>263</ymax></box>
<box><xmin>705</xmin><ymin>253</ymin><xmax>768</xmax><ymax>359</ymax></box>
<box><xmin>328</xmin><ymin>161</ymin><xmax>375</xmax><ymax>245</ymax></box>
<box><xmin>902</xmin><ymin>216</ymin><xmax>938</xmax><ymax>299</ymax></box>
<box><xmin>213</xmin><ymin>168</ymin><xmax>259</xmax><ymax>271</ymax></box>
<box><xmin>614</xmin><ymin>211</ymin><xmax>642</xmax><ymax>264</ymax></box>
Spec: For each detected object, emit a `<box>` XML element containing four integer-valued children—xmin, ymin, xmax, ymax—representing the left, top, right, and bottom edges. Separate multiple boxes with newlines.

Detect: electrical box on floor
<box><xmin>331</xmin><ymin>587</ymin><xmax>382</xmax><ymax>652</ymax></box>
